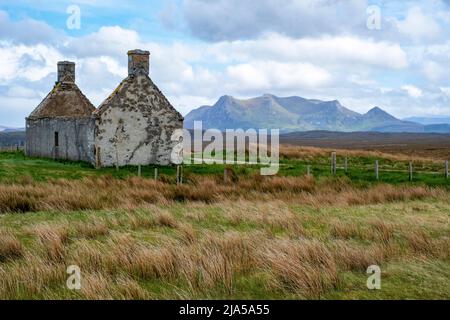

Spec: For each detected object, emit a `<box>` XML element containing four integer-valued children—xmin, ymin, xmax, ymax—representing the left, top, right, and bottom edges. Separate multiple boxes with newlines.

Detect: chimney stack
<box><xmin>57</xmin><ymin>61</ymin><xmax>75</xmax><ymax>83</ymax></box>
<box><xmin>128</xmin><ymin>49</ymin><xmax>150</xmax><ymax>76</ymax></box>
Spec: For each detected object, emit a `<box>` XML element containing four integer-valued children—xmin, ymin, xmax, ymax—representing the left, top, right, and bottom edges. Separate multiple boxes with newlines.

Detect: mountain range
<box><xmin>0</xmin><ymin>126</ymin><xmax>24</xmax><ymax>133</ymax></box>
<box><xmin>184</xmin><ymin>94</ymin><xmax>450</xmax><ymax>133</ymax></box>
<box><xmin>402</xmin><ymin>116</ymin><xmax>450</xmax><ymax>125</ymax></box>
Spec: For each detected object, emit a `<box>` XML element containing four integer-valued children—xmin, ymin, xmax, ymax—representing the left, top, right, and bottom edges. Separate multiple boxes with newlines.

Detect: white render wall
<box><xmin>94</xmin><ymin>74</ymin><xmax>183</xmax><ymax>167</ymax></box>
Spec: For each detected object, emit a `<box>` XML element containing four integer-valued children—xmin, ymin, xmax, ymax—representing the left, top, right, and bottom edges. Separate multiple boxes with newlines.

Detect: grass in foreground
<box><xmin>0</xmin><ymin>147</ymin><xmax>448</xmax><ymax>299</ymax></box>
<box><xmin>0</xmin><ymin>199</ymin><xmax>448</xmax><ymax>299</ymax></box>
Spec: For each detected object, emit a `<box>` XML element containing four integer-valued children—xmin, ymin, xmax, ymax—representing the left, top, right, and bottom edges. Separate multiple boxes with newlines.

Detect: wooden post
<box><xmin>445</xmin><ymin>160</ymin><xmax>448</xmax><ymax>179</ymax></box>
<box><xmin>331</xmin><ymin>152</ymin><xmax>336</xmax><ymax>175</ymax></box>
<box><xmin>375</xmin><ymin>160</ymin><xmax>379</xmax><ymax>180</ymax></box>
<box><xmin>306</xmin><ymin>165</ymin><xmax>311</xmax><ymax>176</ymax></box>
<box><xmin>409</xmin><ymin>161</ymin><xmax>413</xmax><ymax>182</ymax></box>
<box><xmin>180</xmin><ymin>165</ymin><xmax>183</xmax><ymax>185</ymax></box>
<box><xmin>115</xmin><ymin>148</ymin><xmax>119</xmax><ymax>171</ymax></box>
<box><xmin>138</xmin><ymin>165</ymin><xmax>142</xmax><ymax>177</ymax></box>
<box><xmin>344</xmin><ymin>156</ymin><xmax>348</xmax><ymax>173</ymax></box>
<box><xmin>154</xmin><ymin>168</ymin><xmax>158</xmax><ymax>180</ymax></box>
<box><xmin>224</xmin><ymin>168</ymin><xmax>227</xmax><ymax>183</ymax></box>
<box><xmin>176</xmin><ymin>165</ymin><xmax>181</xmax><ymax>185</ymax></box>
<box><xmin>95</xmin><ymin>146</ymin><xmax>101</xmax><ymax>169</ymax></box>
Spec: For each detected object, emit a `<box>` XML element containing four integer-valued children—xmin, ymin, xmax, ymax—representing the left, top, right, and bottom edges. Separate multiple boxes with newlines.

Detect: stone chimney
<box><xmin>57</xmin><ymin>61</ymin><xmax>75</xmax><ymax>83</ymax></box>
<box><xmin>128</xmin><ymin>49</ymin><xmax>150</xmax><ymax>76</ymax></box>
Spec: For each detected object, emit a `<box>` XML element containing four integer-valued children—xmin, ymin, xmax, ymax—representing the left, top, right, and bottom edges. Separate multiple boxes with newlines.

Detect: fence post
<box><xmin>154</xmin><ymin>168</ymin><xmax>158</xmax><ymax>180</ymax></box>
<box><xmin>306</xmin><ymin>165</ymin><xmax>311</xmax><ymax>176</ymax></box>
<box><xmin>95</xmin><ymin>146</ymin><xmax>101</xmax><ymax>169</ymax></box>
<box><xmin>115</xmin><ymin>147</ymin><xmax>119</xmax><ymax>171</ymax></box>
<box><xmin>138</xmin><ymin>165</ymin><xmax>142</xmax><ymax>177</ymax></box>
<box><xmin>375</xmin><ymin>160</ymin><xmax>379</xmax><ymax>180</ymax></box>
<box><xmin>180</xmin><ymin>165</ymin><xmax>183</xmax><ymax>185</ymax></box>
<box><xmin>344</xmin><ymin>156</ymin><xmax>348</xmax><ymax>173</ymax></box>
<box><xmin>331</xmin><ymin>152</ymin><xmax>336</xmax><ymax>175</ymax></box>
<box><xmin>445</xmin><ymin>160</ymin><xmax>449</xmax><ymax>179</ymax></box>
<box><xmin>224</xmin><ymin>168</ymin><xmax>227</xmax><ymax>183</ymax></box>
<box><xmin>409</xmin><ymin>161</ymin><xmax>413</xmax><ymax>182</ymax></box>
<box><xmin>176</xmin><ymin>165</ymin><xmax>183</xmax><ymax>185</ymax></box>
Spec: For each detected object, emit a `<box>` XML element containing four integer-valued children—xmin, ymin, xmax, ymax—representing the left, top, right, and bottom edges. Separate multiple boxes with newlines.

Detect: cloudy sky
<box><xmin>1</xmin><ymin>0</ymin><xmax>450</xmax><ymax>127</ymax></box>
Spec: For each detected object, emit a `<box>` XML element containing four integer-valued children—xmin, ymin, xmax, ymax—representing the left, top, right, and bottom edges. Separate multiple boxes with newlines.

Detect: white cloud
<box><xmin>401</xmin><ymin>85</ymin><xmax>423</xmax><ymax>98</ymax></box>
<box><xmin>64</xmin><ymin>26</ymin><xmax>141</xmax><ymax>58</ymax></box>
<box><xmin>182</xmin><ymin>0</ymin><xmax>367</xmax><ymax>41</ymax></box>
<box><xmin>0</xmin><ymin>10</ymin><xmax>60</xmax><ymax>45</ymax></box>
<box><xmin>396</xmin><ymin>7</ymin><xmax>442</xmax><ymax>41</ymax></box>
<box><xmin>440</xmin><ymin>87</ymin><xmax>450</xmax><ymax>97</ymax></box>
<box><xmin>6</xmin><ymin>86</ymin><xmax>42</xmax><ymax>99</ymax></box>
<box><xmin>2</xmin><ymin>1</ymin><xmax>450</xmax><ymax>126</ymax></box>
<box><xmin>210</xmin><ymin>35</ymin><xmax>408</xmax><ymax>69</ymax></box>
<box><xmin>0</xmin><ymin>42</ymin><xmax>63</xmax><ymax>83</ymax></box>
<box><xmin>226</xmin><ymin>62</ymin><xmax>331</xmax><ymax>93</ymax></box>
<box><xmin>422</xmin><ymin>60</ymin><xmax>447</xmax><ymax>82</ymax></box>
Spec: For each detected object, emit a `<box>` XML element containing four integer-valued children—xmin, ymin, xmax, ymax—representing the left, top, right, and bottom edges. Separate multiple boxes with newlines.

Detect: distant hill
<box><xmin>184</xmin><ymin>94</ymin><xmax>447</xmax><ymax>133</ymax></box>
<box><xmin>0</xmin><ymin>125</ymin><xmax>25</xmax><ymax>133</ymax></box>
<box><xmin>0</xmin><ymin>131</ymin><xmax>26</xmax><ymax>147</ymax></box>
<box><xmin>403</xmin><ymin>116</ymin><xmax>450</xmax><ymax>125</ymax></box>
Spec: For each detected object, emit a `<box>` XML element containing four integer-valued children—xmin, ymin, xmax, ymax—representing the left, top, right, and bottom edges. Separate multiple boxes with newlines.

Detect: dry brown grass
<box><xmin>74</xmin><ymin>218</ymin><xmax>109</xmax><ymax>239</ymax></box>
<box><xmin>0</xmin><ymin>175</ymin><xmax>447</xmax><ymax>214</ymax></box>
<box><xmin>368</xmin><ymin>219</ymin><xmax>394</xmax><ymax>244</ymax></box>
<box><xmin>257</xmin><ymin>238</ymin><xmax>338</xmax><ymax>298</ymax></box>
<box><xmin>331</xmin><ymin>240</ymin><xmax>386</xmax><ymax>271</ymax></box>
<box><xmin>177</xmin><ymin>223</ymin><xmax>197</xmax><ymax>244</ymax></box>
<box><xmin>0</xmin><ymin>229</ymin><xmax>23</xmax><ymax>262</ymax></box>
<box><xmin>0</xmin><ymin>252</ymin><xmax>66</xmax><ymax>298</ymax></box>
<box><xmin>173</xmin><ymin>231</ymin><xmax>258</xmax><ymax>294</ymax></box>
<box><xmin>155</xmin><ymin>211</ymin><xmax>178</xmax><ymax>228</ymax></box>
<box><xmin>0</xmin><ymin>207</ymin><xmax>448</xmax><ymax>299</ymax></box>
<box><xmin>31</xmin><ymin>222</ymin><xmax>69</xmax><ymax>262</ymax></box>
<box><xmin>79</xmin><ymin>273</ymin><xmax>149</xmax><ymax>300</ymax></box>
<box><xmin>280</xmin><ymin>145</ymin><xmax>443</xmax><ymax>163</ymax></box>
<box><xmin>330</xmin><ymin>220</ymin><xmax>363</xmax><ymax>240</ymax></box>
<box><xmin>403</xmin><ymin>228</ymin><xmax>450</xmax><ymax>259</ymax></box>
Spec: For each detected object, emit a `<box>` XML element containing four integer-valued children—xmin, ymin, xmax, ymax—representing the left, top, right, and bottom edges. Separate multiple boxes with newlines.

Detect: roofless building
<box><xmin>25</xmin><ymin>50</ymin><xmax>183</xmax><ymax>167</ymax></box>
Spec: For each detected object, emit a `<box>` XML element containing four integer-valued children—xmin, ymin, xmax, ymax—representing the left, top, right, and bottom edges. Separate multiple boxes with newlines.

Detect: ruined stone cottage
<box><xmin>26</xmin><ymin>50</ymin><xmax>184</xmax><ymax>167</ymax></box>
<box><xmin>26</xmin><ymin>61</ymin><xmax>96</xmax><ymax>162</ymax></box>
<box><xmin>93</xmin><ymin>50</ymin><xmax>183</xmax><ymax>166</ymax></box>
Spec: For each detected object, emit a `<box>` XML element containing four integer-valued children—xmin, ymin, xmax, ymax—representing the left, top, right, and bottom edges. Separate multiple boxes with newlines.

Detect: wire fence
<box><xmin>323</xmin><ymin>153</ymin><xmax>449</xmax><ymax>181</ymax></box>
<box><xmin>0</xmin><ymin>145</ymin><xmax>25</xmax><ymax>152</ymax></box>
<box><xmin>0</xmin><ymin>148</ymin><xmax>448</xmax><ymax>182</ymax></box>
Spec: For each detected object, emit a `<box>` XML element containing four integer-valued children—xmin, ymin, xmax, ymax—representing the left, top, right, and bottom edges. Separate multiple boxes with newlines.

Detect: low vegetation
<box><xmin>0</xmin><ymin>199</ymin><xmax>448</xmax><ymax>299</ymax></box>
<box><xmin>0</xmin><ymin>148</ymin><xmax>448</xmax><ymax>299</ymax></box>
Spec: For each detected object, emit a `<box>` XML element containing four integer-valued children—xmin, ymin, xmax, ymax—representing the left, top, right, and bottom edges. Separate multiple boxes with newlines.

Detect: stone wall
<box><xmin>94</xmin><ymin>74</ymin><xmax>183</xmax><ymax>167</ymax></box>
<box><xmin>26</xmin><ymin>117</ymin><xmax>95</xmax><ymax>163</ymax></box>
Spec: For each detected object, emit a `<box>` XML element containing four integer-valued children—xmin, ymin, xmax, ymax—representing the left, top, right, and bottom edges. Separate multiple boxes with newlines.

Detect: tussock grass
<box><xmin>74</xmin><ymin>218</ymin><xmax>109</xmax><ymax>239</ymax></box>
<box><xmin>280</xmin><ymin>145</ymin><xmax>443</xmax><ymax>163</ymax></box>
<box><xmin>331</xmin><ymin>240</ymin><xmax>385</xmax><ymax>271</ymax></box>
<box><xmin>257</xmin><ymin>238</ymin><xmax>338</xmax><ymax>298</ymax></box>
<box><xmin>0</xmin><ymin>175</ymin><xmax>447</xmax><ymax>214</ymax></box>
<box><xmin>0</xmin><ymin>148</ymin><xmax>448</xmax><ymax>299</ymax></box>
<box><xmin>0</xmin><ymin>229</ymin><xmax>23</xmax><ymax>262</ymax></box>
<box><xmin>0</xmin><ymin>198</ymin><xmax>448</xmax><ymax>299</ymax></box>
<box><xmin>31</xmin><ymin>222</ymin><xmax>69</xmax><ymax>262</ymax></box>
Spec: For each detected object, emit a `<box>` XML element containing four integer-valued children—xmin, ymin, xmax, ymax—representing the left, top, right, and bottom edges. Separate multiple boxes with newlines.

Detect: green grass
<box><xmin>0</xmin><ymin>199</ymin><xmax>448</xmax><ymax>299</ymax></box>
<box><xmin>0</xmin><ymin>151</ymin><xmax>449</xmax><ymax>188</ymax></box>
<box><xmin>0</xmin><ymin>150</ymin><xmax>448</xmax><ymax>299</ymax></box>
